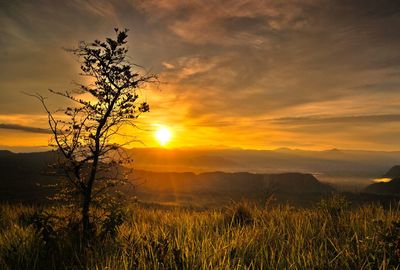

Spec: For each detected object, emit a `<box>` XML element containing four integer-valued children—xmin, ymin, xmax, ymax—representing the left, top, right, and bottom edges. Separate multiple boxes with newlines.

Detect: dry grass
<box><xmin>1</xmin><ymin>198</ymin><xmax>400</xmax><ymax>269</ymax></box>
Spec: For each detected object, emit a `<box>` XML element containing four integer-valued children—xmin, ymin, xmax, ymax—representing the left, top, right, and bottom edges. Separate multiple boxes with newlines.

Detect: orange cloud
<box><xmin>1</xmin><ymin>0</ymin><xmax>400</xmax><ymax>151</ymax></box>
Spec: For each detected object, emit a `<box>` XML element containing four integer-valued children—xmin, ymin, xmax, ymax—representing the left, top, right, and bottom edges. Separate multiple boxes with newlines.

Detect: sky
<box><xmin>1</xmin><ymin>0</ymin><xmax>400</xmax><ymax>151</ymax></box>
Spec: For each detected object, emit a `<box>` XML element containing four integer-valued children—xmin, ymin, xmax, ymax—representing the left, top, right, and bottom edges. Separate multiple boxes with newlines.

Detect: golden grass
<box><xmin>0</xmin><ymin>200</ymin><xmax>400</xmax><ymax>269</ymax></box>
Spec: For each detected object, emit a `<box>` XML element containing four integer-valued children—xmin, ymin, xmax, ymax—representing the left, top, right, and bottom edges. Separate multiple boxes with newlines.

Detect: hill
<box><xmin>3</xmin><ymin>147</ymin><xmax>400</xmax><ymax>189</ymax></box>
<box><xmin>364</xmin><ymin>165</ymin><xmax>400</xmax><ymax>195</ymax></box>
<box><xmin>128</xmin><ymin>170</ymin><xmax>336</xmax><ymax>206</ymax></box>
<box><xmin>0</xmin><ymin>151</ymin><xmax>334</xmax><ymax>204</ymax></box>
<box><xmin>127</xmin><ymin>147</ymin><xmax>400</xmax><ymax>189</ymax></box>
<box><xmin>1</xmin><ymin>150</ymin><xmax>399</xmax><ymax>206</ymax></box>
<box><xmin>0</xmin><ymin>151</ymin><xmax>57</xmax><ymax>201</ymax></box>
<box><xmin>132</xmin><ymin>170</ymin><xmax>334</xmax><ymax>194</ymax></box>
<box><xmin>364</xmin><ymin>178</ymin><xmax>400</xmax><ymax>195</ymax></box>
<box><xmin>381</xmin><ymin>165</ymin><xmax>400</xmax><ymax>179</ymax></box>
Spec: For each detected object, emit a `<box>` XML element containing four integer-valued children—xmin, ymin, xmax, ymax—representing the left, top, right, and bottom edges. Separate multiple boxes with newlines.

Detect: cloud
<box><xmin>138</xmin><ymin>0</ymin><xmax>316</xmax><ymax>45</ymax></box>
<box><xmin>1</xmin><ymin>0</ymin><xmax>400</xmax><ymax>150</ymax></box>
<box><xmin>272</xmin><ymin>114</ymin><xmax>400</xmax><ymax>125</ymax></box>
<box><xmin>170</xmin><ymin>113</ymin><xmax>400</xmax><ymax>129</ymax></box>
<box><xmin>0</xmin><ymin>123</ymin><xmax>51</xmax><ymax>134</ymax></box>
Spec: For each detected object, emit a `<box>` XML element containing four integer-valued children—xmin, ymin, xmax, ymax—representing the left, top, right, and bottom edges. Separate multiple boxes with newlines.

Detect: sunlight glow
<box><xmin>155</xmin><ymin>126</ymin><xmax>172</xmax><ymax>146</ymax></box>
<box><xmin>373</xmin><ymin>177</ymin><xmax>392</xmax><ymax>183</ymax></box>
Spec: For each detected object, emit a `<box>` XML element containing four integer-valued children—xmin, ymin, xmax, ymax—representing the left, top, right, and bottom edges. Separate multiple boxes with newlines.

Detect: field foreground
<box><xmin>1</xmin><ymin>198</ymin><xmax>400</xmax><ymax>269</ymax></box>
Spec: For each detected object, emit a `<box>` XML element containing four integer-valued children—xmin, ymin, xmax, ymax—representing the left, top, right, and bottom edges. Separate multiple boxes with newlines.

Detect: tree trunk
<box><xmin>82</xmin><ymin>144</ymin><xmax>98</xmax><ymax>244</ymax></box>
<box><xmin>82</xmin><ymin>190</ymin><xmax>91</xmax><ymax>244</ymax></box>
<box><xmin>81</xmin><ymin>117</ymin><xmax>102</xmax><ymax>244</ymax></box>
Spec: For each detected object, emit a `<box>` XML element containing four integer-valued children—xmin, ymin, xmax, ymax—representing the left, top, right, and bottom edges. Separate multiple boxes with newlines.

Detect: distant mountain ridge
<box><xmin>0</xmin><ymin>150</ymin><xmax>334</xmax><ymax>203</ymax></box>
<box><xmin>364</xmin><ymin>165</ymin><xmax>400</xmax><ymax>195</ymax></box>
<box><xmin>126</xmin><ymin>147</ymin><xmax>400</xmax><ymax>188</ymax></box>
<box><xmin>127</xmin><ymin>147</ymin><xmax>400</xmax><ymax>172</ymax></box>
<box><xmin>2</xmin><ymin>150</ymin><xmax>400</xmax><ymax>206</ymax></box>
<box><xmin>2</xmin><ymin>147</ymin><xmax>400</xmax><ymax>179</ymax></box>
<box><xmin>131</xmin><ymin>170</ymin><xmax>334</xmax><ymax>196</ymax></box>
<box><xmin>364</xmin><ymin>178</ymin><xmax>400</xmax><ymax>195</ymax></box>
<box><xmin>381</xmin><ymin>165</ymin><xmax>400</xmax><ymax>179</ymax></box>
<box><xmin>2</xmin><ymin>147</ymin><xmax>400</xmax><ymax>197</ymax></box>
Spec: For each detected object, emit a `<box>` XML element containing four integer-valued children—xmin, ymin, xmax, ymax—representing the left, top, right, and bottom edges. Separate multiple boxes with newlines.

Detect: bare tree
<box><xmin>33</xmin><ymin>28</ymin><xmax>156</xmax><ymax>240</ymax></box>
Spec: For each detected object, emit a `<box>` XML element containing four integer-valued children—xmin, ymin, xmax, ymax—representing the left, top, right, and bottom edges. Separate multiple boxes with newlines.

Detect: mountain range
<box><xmin>127</xmin><ymin>147</ymin><xmax>400</xmax><ymax>189</ymax></box>
<box><xmin>0</xmin><ymin>150</ymin><xmax>334</xmax><ymax>204</ymax></box>
<box><xmin>1</xmin><ymin>148</ymin><xmax>400</xmax><ymax>205</ymax></box>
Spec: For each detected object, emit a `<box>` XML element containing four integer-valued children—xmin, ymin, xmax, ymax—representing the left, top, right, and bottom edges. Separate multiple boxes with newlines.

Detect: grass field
<box><xmin>1</xmin><ymin>197</ymin><xmax>400</xmax><ymax>269</ymax></box>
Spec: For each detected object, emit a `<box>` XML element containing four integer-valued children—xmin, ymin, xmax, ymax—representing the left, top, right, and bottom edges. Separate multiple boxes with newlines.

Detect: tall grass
<box><xmin>1</xmin><ymin>198</ymin><xmax>400</xmax><ymax>269</ymax></box>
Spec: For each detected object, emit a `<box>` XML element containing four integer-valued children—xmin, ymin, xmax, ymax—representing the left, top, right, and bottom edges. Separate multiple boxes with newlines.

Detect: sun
<box><xmin>155</xmin><ymin>126</ymin><xmax>172</xmax><ymax>146</ymax></box>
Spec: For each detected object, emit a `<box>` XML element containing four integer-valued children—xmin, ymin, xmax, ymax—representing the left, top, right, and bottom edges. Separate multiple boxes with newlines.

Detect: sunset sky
<box><xmin>1</xmin><ymin>0</ymin><xmax>400</xmax><ymax>151</ymax></box>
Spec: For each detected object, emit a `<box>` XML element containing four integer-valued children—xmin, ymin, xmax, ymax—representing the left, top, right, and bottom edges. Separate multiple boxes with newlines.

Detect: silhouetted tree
<box><xmin>34</xmin><ymin>28</ymin><xmax>156</xmax><ymax>242</ymax></box>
